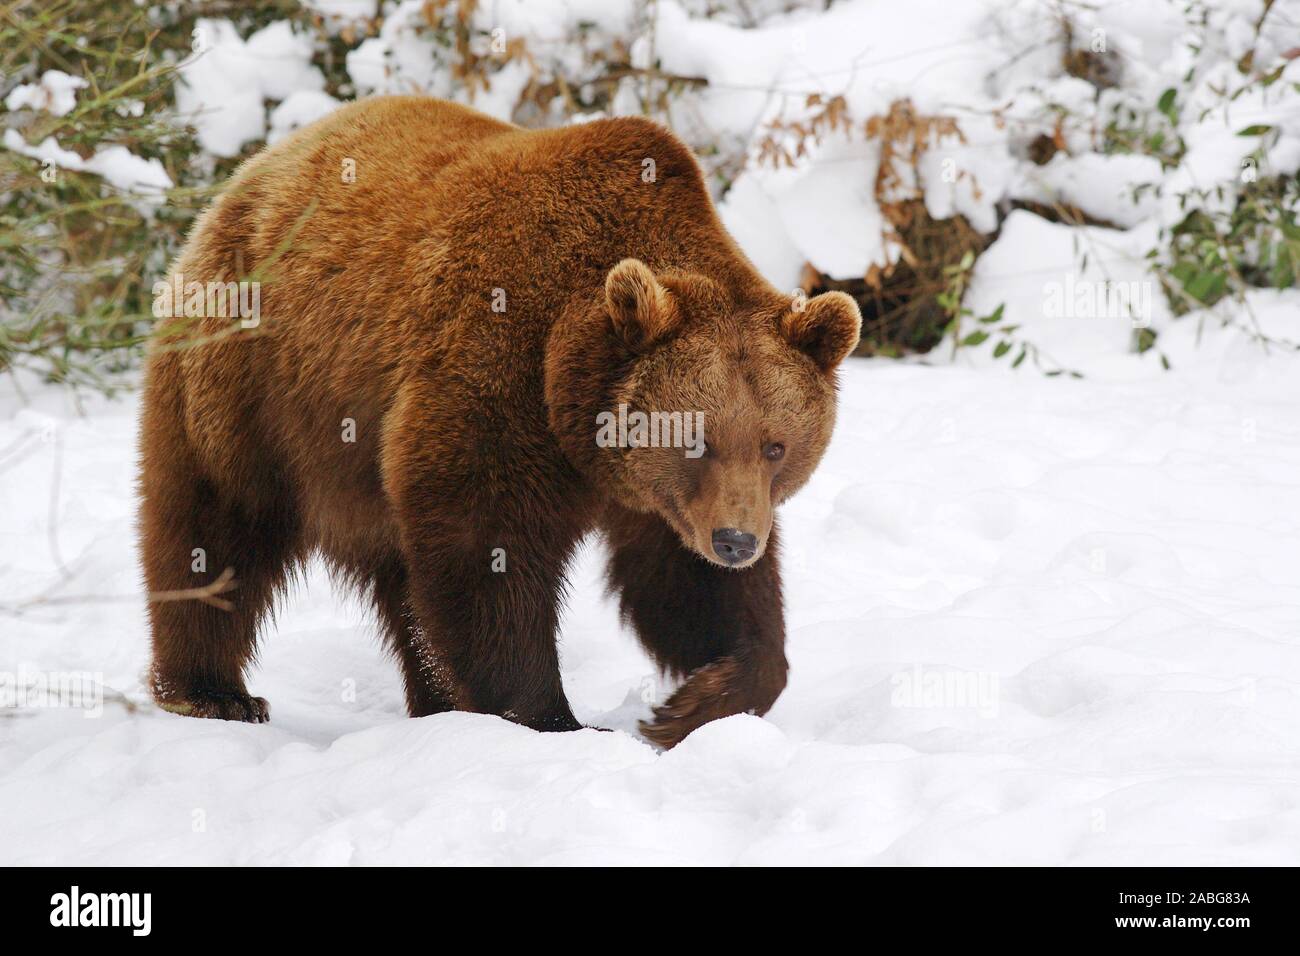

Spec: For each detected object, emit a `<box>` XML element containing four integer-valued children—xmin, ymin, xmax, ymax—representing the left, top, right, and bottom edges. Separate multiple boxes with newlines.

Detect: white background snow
<box><xmin>2</xmin><ymin>0</ymin><xmax>1299</xmax><ymax>864</ymax></box>
<box><xmin>4</xmin><ymin>310</ymin><xmax>1298</xmax><ymax>865</ymax></box>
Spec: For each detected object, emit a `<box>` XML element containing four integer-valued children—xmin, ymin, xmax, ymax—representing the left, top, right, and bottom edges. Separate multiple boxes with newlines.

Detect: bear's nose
<box><xmin>711</xmin><ymin>528</ymin><xmax>757</xmax><ymax>565</ymax></box>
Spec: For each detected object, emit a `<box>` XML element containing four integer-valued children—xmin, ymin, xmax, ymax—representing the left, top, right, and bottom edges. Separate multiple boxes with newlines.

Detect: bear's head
<box><xmin>547</xmin><ymin>258</ymin><xmax>860</xmax><ymax>569</ymax></box>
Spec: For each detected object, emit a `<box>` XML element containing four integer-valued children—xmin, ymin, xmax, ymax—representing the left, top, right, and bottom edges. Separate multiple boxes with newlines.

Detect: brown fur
<box><xmin>138</xmin><ymin>96</ymin><xmax>860</xmax><ymax>747</ymax></box>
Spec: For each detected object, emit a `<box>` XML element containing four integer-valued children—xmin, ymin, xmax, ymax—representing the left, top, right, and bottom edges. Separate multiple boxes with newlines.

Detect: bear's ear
<box><xmin>781</xmin><ymin>291</ymin><xmax>862</xmax><ymax>372</ymax></box>
<box><xmin>605</xmin><ymin>258</ymin><xmax>679</xmax><ymax>351</ymax></box>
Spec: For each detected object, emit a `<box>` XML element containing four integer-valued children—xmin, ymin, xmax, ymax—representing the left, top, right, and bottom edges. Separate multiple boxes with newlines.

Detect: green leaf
<box><xmin>1235</xmin><ymin>124</ymin><xmax>1273</xmax><ymax>137</ymax></box>
<box><xmin>959</xmin><ymin>330</ymin><xmax>990</xmax><ymax>347</ymax></box>
<box><xmin>992</xmin><ymin>340</ymin><xmax>1012</xmax><ymax>358</ymax></box>
<box><xmin>1184</xmin><ymin>270</ymin><xmax>1226</xmax><ymax>303</ymax></box>
<box><xmin>1011</xmin><ymin>347</ymin><xmax>1027</xmax><ymax>369</ymax></box>
<box><xmin>1156</xmin><ymin>88</ymin><xmax>1178</xmax><ymax>122</ymax></box>
<box><xmin>978</xmin><ymin>304</ymin><xmax>1006</xmax><ymax>324</ymax></box>
<box><xmin>1270</xmin><ymin>258</ymin><xmax>1294</xmax><ymax>289</ymax></box>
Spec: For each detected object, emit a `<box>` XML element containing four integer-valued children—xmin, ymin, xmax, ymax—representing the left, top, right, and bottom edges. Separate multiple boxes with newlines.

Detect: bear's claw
<box><xmin>638</xmin><ymin>657</ymin><xmax>743</xmax><ymax>749</ymax></box>
<box><xmin>157</xmin><ymin>690</ymin><xmax>270</xmax><ymax>723</ymax></box>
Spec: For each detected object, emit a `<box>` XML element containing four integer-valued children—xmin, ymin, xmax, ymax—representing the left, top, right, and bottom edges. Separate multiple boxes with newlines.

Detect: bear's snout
<box><xmin>711</xmin><ymin>528</ymin><xmax>758</xmax><ymax>566</ymax></box>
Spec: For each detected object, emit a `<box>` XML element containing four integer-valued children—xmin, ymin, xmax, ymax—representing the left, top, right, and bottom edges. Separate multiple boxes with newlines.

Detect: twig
<box><xmin>0</xmin><ymin>566</ymin><xmax>238</xmax><ymax>615</ymax></box>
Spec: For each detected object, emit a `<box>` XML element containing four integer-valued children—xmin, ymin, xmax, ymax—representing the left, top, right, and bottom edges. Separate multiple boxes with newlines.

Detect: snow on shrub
<box><xmin>2</xmin><ymin>0</ymin><xmax>1296</xmax><ymax>390</ymax></box>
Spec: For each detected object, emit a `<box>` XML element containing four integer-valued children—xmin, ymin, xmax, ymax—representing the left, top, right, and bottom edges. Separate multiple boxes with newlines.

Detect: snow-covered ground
<box><xmin>3</xmin><ymin>311</ymin><xmax>1298</xmax><ymax>865</ymax></box>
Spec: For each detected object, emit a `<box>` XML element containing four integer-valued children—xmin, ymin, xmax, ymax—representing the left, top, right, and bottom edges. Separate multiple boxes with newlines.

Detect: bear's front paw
<box><xmin>156</xmin><ymin>689</ymin><xmax>270</xmax><ymax>723</ymax></box>
<box><xmin>516</xmin><ymin>708</ymin><xmax>583</xmax><ymax>733</ymax></box>
<box><xmin>638</xmin><ymin>657</ymin><xmax>744</xmax><ymax>749</ymax></box>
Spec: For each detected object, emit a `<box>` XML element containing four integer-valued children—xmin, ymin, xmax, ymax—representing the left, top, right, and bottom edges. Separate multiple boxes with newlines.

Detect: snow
<box><xmin>5</xmin><ymin>0</ymin><xmax>1297</xmax><ymax>288</ymax></box>
<box><xmin>717</xmin><ymin>176</ymin><xmax>808</xmax><ymax>292</ymax></box>
<box><xmin>301</xmin><ymin>1</ymin><xmax>378</xmax><ymax>31</ymax></box>
<box><xmin>347</xmin><ymin>1</ymin><xmax>450</xmax><ymax>98</ymax></box>
<box><xmin>3</xmin><ymin>318</ymin><xmax>1298</xmax><ymax>865</ymax></box>
<box><xmin>177</xmin><ymin>19</ymin><xmax>325</xmax><ymax>157</ymax></box>
<box><xmin>746</xmin><ymin>146</ymin><xmax>883</xmax><ymax>285</ymax></box>
<box><xmin>268</xmin><ymin>90</ymin><xmax>342</xmax><ymax>145</ymax></box>
<box><xmin>701</xmin><ymin>0</ymin><xmax>1300</xmax><ymax>285</ymax></box>
<box><xmin>1015</xmin><ymin>152</ymin><xmax>1164</xmax><ymax>228</ymax></box>
<box><xmin>4</xmin><ymin>69</ymin><xmax>87</xmax><ymax>116</ymax></box>
<box><xmin>3</xmin><ymin>0</ymin><xmax>1299</xmax><ymax>867</ymax></box>
<box><xmin>1</xmin><ymin>130</ymin><xmax>172</xmax><ymax>198</ymax></box>
<box><xmin>963</xmin><ymin>210</ymin><xmax>1172</xmax><ymax>369</ymax></box>
<box><xmin>666</xmin><ymin>0</ymin><xmax>1012</xmax><ymax>278</ymax></box>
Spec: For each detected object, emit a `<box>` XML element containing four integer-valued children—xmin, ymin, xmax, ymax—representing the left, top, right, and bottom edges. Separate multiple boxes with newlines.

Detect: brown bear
<box><xmin>138</xmin><ymin>96</ymin><xmax>860</xmax><ymax>748</ymax></box>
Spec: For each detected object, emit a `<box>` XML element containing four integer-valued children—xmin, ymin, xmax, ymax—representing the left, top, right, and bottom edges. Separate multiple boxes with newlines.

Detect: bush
<box><xmin>0</xmin><ymin>0</ymin><xmax>714</xmax><ymax>392</ymax></box>
<box><xmin>0</xmin><ymin>1</ymin><xmax>331</xmax><ymax>391</ymax></box>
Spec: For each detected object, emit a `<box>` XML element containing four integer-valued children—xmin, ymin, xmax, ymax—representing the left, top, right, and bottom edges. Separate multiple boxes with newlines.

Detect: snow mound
<box><xmin>3</xmin><ymin>339</ymin><xmax>1298</xmax><ymax>864</ymax></box>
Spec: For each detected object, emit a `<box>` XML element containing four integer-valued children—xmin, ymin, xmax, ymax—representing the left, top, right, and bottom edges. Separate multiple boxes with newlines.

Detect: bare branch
<box><xmin>0</xmin><ymin>567</ymin><xmax>238</xmax><ymax>616</ymax></box>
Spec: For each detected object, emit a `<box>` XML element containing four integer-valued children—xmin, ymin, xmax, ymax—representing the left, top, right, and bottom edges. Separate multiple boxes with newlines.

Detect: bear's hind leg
<box><xmin>142</xmin><ymin>484</ymin><xmax>299</xmax><ymax>721</ymax></box>
<box><xmin>603</xmin><ymin>506</ymin><xmax>789</xmax><ymax>748</ymax></box>
<box><xmin>370</xmin><ymin>555</ymin><xmax>457</xmax><ymax>717</ymax></box>
<box><xmin>139</xmin><ymin>380</ymin><xmax>299</xmax><ymax>722</ymax></box>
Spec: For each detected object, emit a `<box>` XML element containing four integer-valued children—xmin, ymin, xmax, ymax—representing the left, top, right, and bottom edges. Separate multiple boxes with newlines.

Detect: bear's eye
<box><xmin>764</xmin><ymin>442</ymin><xmax>785</xmax><ymax>461</ymax></box>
